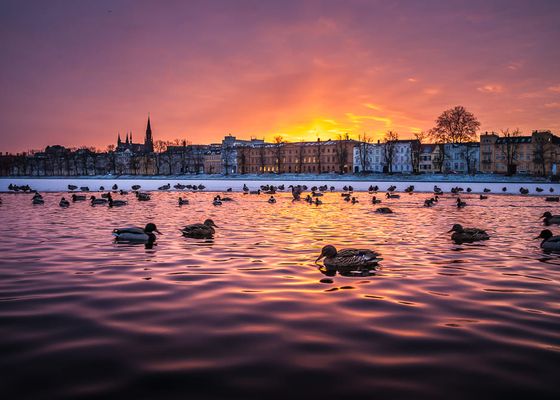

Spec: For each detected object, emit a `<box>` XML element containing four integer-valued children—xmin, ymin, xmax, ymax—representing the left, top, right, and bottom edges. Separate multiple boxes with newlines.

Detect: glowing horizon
<box><xmin>1</xmin><ymin>0</ymin><xmax>560</xmax><ymax>153</ymax></box>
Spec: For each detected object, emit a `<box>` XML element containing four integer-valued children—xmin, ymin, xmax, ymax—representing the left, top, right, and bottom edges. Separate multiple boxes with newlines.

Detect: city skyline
<box><xmin>1</xmin><ymin>0</ymin><xmax>560</xmax><ymax>153</ymax></box>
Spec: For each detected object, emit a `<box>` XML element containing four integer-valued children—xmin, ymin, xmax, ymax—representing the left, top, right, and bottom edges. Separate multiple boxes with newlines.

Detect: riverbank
<box><xmin>2</xmin><ymin>174</ymin><xmax>559</xmax><ymax>194</ymax></box>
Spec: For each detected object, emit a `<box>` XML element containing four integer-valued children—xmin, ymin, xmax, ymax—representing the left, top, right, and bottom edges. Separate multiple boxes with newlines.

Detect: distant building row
<box><xmin>1</xmin><ymin>118</ymin><xmax>559</xmax><ymax>177</ymax></box>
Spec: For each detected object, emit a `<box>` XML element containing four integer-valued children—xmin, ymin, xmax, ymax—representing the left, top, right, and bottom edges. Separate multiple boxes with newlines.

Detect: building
<box><xmin>116</xmin><ymin>116</ymin><xmax>155</xmax><ymax>153</ymax></box>
<box><xmin>479</xmin><ymin>130</ymin><xmax>560</xmax><ymax>175</ymax></box>
<box><xmin>419</xmin><ymin>144</ymin><xmax>436</xmax><ymax>173</ymax></box>
<box><xmin>353</xmin><ymin>140</ymin><xmax>416</xmax><ymax>173</ymax></box>
<box><xmin>442</xmin><ymin>143</ymin><xmax>480</xmax><ymax>174</ymax></box>
<box><xmin>238</xmin><ymin>138</ymin><xmax>356</xmax><ymax>174</ymax></box>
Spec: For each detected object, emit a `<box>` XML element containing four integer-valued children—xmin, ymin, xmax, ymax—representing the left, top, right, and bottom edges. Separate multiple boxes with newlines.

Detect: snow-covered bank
<box><xmin>1</xmin><ymin>176</ymin><xmax>559</xmax><ymax>194</ymax></box>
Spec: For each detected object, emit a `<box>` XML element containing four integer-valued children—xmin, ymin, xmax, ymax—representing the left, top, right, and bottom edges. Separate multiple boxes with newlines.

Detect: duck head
<box><xmin>448</xmin><ymin>224</ymin><xmax>464</xmax><ymax>233</ymax></box>
<box><xmin>541</xmin><ymin>212</ymin><xmax>552</xmax><ymax>219</ymax></box>
<box><xmin>204</xmin><ymin>219</ymin><xmax>218</xmax><ymax>228</ymax></box>
<box><xmin>144</xmin><ymin>223</ymin><xmax>162</xmax><ymax>235</ymax></box>
<box><xmin>316</xmin><ymin>245</ymin><xmax>337</xmax><ymax>263</ymax></box>
<box><xmin>535</xmin><ymin>229</ymin><xmax>553</xmax><ymax>240</ymax></box>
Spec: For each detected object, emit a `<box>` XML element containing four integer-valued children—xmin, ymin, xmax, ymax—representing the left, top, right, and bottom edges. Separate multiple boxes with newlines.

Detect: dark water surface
<box><xmin>1</xmin><ymin>191</ymin><xmax>559</xmax><ymax>399</ymax></box>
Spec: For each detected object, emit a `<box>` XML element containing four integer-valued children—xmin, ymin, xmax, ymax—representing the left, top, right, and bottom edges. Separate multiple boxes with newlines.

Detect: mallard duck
<box><xmin>386</xmin><ymin>193</ymin><xmax>400</xmax><ymax>199</ymax></box>
<box><xmin>375</xmin><ymin>207</ymin><xmax>393</xmax><ymax>214</ymax></box>
<box><xmin>371</xmin><ymin>196</ymin><xmax>381</xmax><ymax>204</ymax></box>
<box><xmin>68</xmin><ymin>185</ymin><xmax>78</xmax><ymax>191</ymax></box>
<box><xmin>268</xmin><ymin>196</ymin><xmax>276</xmax><ymax>203</ymax></box>
<box><xmin>59</xmin><ymin>197</ymin><xmax>70</xmax><ymax>208</ymax></box>
<box><xmin>479</xmin><ymin>194</ymin><xmax>488</xmax><ymax>200</ymax></box>
<box><xmin>456</xmin><ymin>198</ymin><xmax>467</xmax><ymax>208</ymax></box>
<box><xmin>72</xmin><ymin>194</ymin><xmax>86</xmax><ymax>201</ymax></box>
<box><xmin>545</xmin><ymin>196</ymin><xmax>559</xmax><ymax>202</ymax></box>
<box><xmin>541</xmin><ymin>212</ymin><xmax>560</xmax><ymax>225</ymax></box>
<box><xmin>351</xmin><ymin>197</ymin><xmax>359</xmax><ymax>204</ymax></box>
<box><xmin>535</xmin><ymin>229</ymin><xmax>560</xmax><ymax>251</ymax></box>
<box><xmin>314</xmin><ymin>198</ymin><xmax>322</xmax><ymax>205</ymax></box>
<box><xmin>315</xmin><ymin>245</ymin><xmax>382</xmax><ymax>269</ymax></box>
<box><xmin>448</xmin><ymin>224</ymin><xmax>489</xmax><ymax>243</ymax></box>
<box><xmin>108</xmin><ymin>198</ymin><xmax>128</xmax><ymax>207</ymax></box>
<box><xmin>180</xmin><ymin>219</ymin><xmax>218</xmax><ymax>239</ymax></box>
<box><xmin>131</xmin><ymin>185</ymin><xmax>141</xmax><ymax>191</ymax></box>
<box><xmin>113</xmin><ymin>223</ymin><xmax>161</xmax><ymax>243</ymax></box>
<box><xmin>90</xmin><ymin>195</ymin><xmax>108</xmax><ymax>205</ymax></box>
<box><xmin>178</xmin><ymin>197</ymin><xmax>189</xmax><ymax>205</ymax></box>
<box><xmin>212</xmin><ymin>198</ymin><xmax>222</xmax><ymax>206</ymax></box>
<box><xmin>32</xmin><ymin>197</ymin><xmax>44</xmax><ymax>205</ymax></box>
<box><xmin>136</xmin><ymin>192</ymin><xmax>150</xmax><ymax>201</ymax></box>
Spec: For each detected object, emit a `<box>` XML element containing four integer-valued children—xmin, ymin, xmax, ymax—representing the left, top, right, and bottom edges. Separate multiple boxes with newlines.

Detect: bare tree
<box><xmin>334</xmin><ymin>133</ymin><xmax>350</xmax><ymax>174</ymax></box>
<box><xmin>273</xmin><ymin>136</ymin><xmax>284</xmax><ymax>173</ymax></box>
<box><xmin>222</xmin><ymin>142</ymin><xmax>234</xmax><ymax>175</ymax></box>
<box><xmin>460</xmin><ymin>143</ymin><xmax>479</xmax><ymax>175</ymax></box>
<box><xmin>533</xmin><ymin>131</ymin><xmax>552</xmax><ymax>176</ymax></box>
<box><xmin>383</xmin><ymin>131</ymin><xmax>399</xmax><ymax>174</ymax></box>
<box><xmin>237</xmin><ymin>145</ymin><xmax>249</xmax><ymax>174</ymax></box>
<box><xmin>411</xmin><ymin>131</ymin><xmax>428</xmax><ymax>174</ymax></box>
<box><xmin>258</xmin><ymin>144</ymin><xmax>266</xmax><ymax>173</ymax></box>
<box><xmin>356</xmin><ymin>133</ymin><xmax>373</xmax><ymax>173</ymax></box>
<box><xmin>430</xmin><ymin>106</ymin><xmax>480</xmax><ymax>172</ymax></box>
<box><xmin>498</xmin><ymin>129</ymin><xmax>521</xmax><ymax>176</ymax></box>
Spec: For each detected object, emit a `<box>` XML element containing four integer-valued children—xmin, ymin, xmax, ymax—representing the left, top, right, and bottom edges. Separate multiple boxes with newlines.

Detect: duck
<box><xmin>32</xmin><ymin>197</ymin><xmax>44</xmax><ymax>205</ymax></box>
<box><xmin>136</xmin><ymin>192</ymin><xmax>151</xmax><ymax>201</ymax></box>
<box><xmin>178</xmin><ymin>197</ymin><xmax>189</xmax><ymax>206</ymax></box>
<box><xmin>90</xmin><ymin>195</ymin><xmax>108</xmax><ymax>205</ymax></box>
<box><xmin>68</xmin><ymin>184</ymin><xmax>78</xmax><ymax>191</ymax></box>
<box><xmin>119</xmin><ymin>190</ymin><xmax>129</xmax><ymax>195</ymax></box>
<box><xmin>113</xmin><ymin>223</ymin><xmax>161</xmax><ymax>244</ymax></box>
<box><xmin>371</xmin><ymin>196</ymin><xmax>381</xmax><ymax>204</ymax></box>
<box><xmin>180</xmin><ymin>219</ymin><xmax>218</xmax><ymax>239</ymax></box>
<box><xmin>268</xmin><ymin>196</ymin><xmax>276</xmax><ymax>204</ymax></box>
<box><xmin>59</xmin><ymin>197</ymin><xmax>70</xmax><ymax>208</ymax></box>
<box><xmin>545</xmin><ymin>196</ymin><xmax>559</xmax><ymax>202</ymax></box>
<box><xmin>72</xmin><ymin>194</ymin><xmax>86</xmax><ymax>202</ymax></box>
<box><xmin>112</xmin><ymin>184</ymin><xmax>118</xmax><ymax>191</ymax></box>
<box><xmin>131</xmin><ymin>185</ymin><xmax>141</xmax><ymax>191</ymax></box>
<box><xmin>386</xmin><ymin>193</ymin><xmax>400</xmax><ymax>199</ymax></box>
<box><xmin>314</xmin><ymin>198</ymin><xmax>322</xmax><ymax>206</ymax></box>
<box><xmin>448</xmin><ymin>224</ymin><xmax>489</xmax><ymax>243</ymax></box>
<box><xmin>108</xmin><ymin>198</ymin><xmax>128</xmax><ymax>207</ymax></box>
<box><xmin>479</xmin><ymin>194</ymin><xmax>488</xmax><ymax>200</ymax></box>
<box><xmin>535</xmin><ymin>229</ymin><xmax>560</xmax><ymax>251</ymax></box>
<box><xmin>456</xmin><ymin>198</ymin><xmax>467</xmax><ymax>208</ymax></box>
<box><xmin>315</xmin><ymin>245</ymin><xmax>382</xmax><ymax>270</ymax></box>
<box><xmin>212</xmin><ymin>196</ymin><xmax>222</xmax><ymax>206</ymax></box>
<box><xmin>375</xmin><ymin>207</ymin><xmax>393</xmax><ymax>214</ymax></box>
<box><xmin>351</xmin><ymin>197</ymin><xmax>359</xmax><ymax>204</ymax></box>
<box><xmin>541</xmin><ymin>212</ymin><xmax>560</xmax><ymax>226</ymax></box>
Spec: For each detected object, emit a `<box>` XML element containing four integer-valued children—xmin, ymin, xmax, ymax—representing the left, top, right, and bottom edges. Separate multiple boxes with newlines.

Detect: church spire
<box><xmin>144</xmin><ymin>115</ymin><xmax>154</xmax><ymax>153</ymax></box>
<box><xmin>125</xmin><ymin>132</ymin><xmax>129</xmax><ymax>145</ymax></box>
<box><xmin>117</xmin><ymin>132</ymin><xmax>122</xmax><ymax>146</ymax></box>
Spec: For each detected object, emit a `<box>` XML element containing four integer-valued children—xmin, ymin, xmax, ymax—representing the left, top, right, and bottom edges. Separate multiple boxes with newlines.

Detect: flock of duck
<box><xmin>3</xmin><ymin>182</ymin><xmax>560</xmax><ymax>270</ymax></box>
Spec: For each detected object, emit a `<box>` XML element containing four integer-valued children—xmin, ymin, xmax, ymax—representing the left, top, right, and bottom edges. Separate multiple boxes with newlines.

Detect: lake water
<box><xmin>1</xmin><ymin>190</ymin><xmax>559</xmax><ymax>399</ymax></box>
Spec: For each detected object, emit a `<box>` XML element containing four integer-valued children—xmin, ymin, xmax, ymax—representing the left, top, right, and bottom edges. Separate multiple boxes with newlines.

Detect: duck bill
<box><xmin>315</xmin><ymin>255</ymin><xmax>324</xmax><ymax>263</ymax></box>
<box><xmin>155</xmin><ymin>229</ymin><xmax>162</xmax><ymax>235</ymax></box>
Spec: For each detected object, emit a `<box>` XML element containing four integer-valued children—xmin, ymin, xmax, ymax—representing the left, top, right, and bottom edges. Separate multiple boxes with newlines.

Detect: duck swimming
<box><xmin>315</xmin><ymin>245</ymin><xmax>382</xmax><ymax>270</ymax></box>
<box><xmin>448</xmin><ymin>224</ymin><xmax>489</xmax><ymax>243</ymax></box>
<box><xmin>541</xmin><ymin>211</ymin><xmax>560</xmax><ymax>226</ymax></box>
<box><xmin>268</xmin><ymin>196</ymin><xmax>276</xmax><ymax>204</ymax></box>
<box><xmin>59</xmin><ymin>197</ymin><xmax>70</xmax><ymax>208</ymax></box>
<box><xmin>456</xmin><ymin>198</ymin><xmax>467</xmax><ymax>208</ymax></box>
<box><xmin>72</xmin><ymin>194</ymin><xmax>86</xmax><ymax>201</ymax></box>
<box><xmin>375</xmin><ymin>207</ymin><xmax>393</xmax><ymax>214</ymax></box>
<box><xmin>180</xmin><ymin>219</ymin><xmax>218</xmax><ymax>239</ymax></box>
<box><xmin>371</xmin><ymin>196</ymin><xmax>381</xmax><ymax>204</ymax></box>
<box><xmin>113</xmin><ymin>223</ymin><xmax>161</xmax><ymax>244</ymax></box>
<box><xmin>178</xmin><ymin>197</ymin><xmax>189</xmax><ymax>206</ymax></box>
<box><xmin>535</xmin><ymin>229</ymin><xmax>560</xmax><ymax>251</ymax></box>
<box><xmin>90</xmin><ymin>195</ymin><xmax>108</xmax><ymax>206</ymax></box>
<box><xmin>108</xmin><ymin>198</ymin><xmax>128</xmax><ymax>207</ymax></box>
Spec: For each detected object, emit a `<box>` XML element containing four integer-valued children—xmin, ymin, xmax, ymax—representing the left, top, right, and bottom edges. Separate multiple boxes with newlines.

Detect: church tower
<box><xmin>117</xmin><ymin>132</ymin><xmax>122</xmax><ymax>147</ymax></box>
<box><xmin>144</xmin><ymin>116</ymin><xmax>154</xmax><ymax>153</ymax></box>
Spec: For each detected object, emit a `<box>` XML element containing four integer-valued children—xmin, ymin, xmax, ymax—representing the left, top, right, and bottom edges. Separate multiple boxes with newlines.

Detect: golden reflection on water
<box><xmin>0</xmin><ymin>190</ymin><xmax>559</xmax><ymax>398</ymax></box>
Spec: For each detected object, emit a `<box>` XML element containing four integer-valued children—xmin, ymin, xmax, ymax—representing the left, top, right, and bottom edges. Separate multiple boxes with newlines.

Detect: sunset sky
<box><xmin>1</xmin><ymin>0</ymin><xmax>560</xmax><ymax>153</ymax></box>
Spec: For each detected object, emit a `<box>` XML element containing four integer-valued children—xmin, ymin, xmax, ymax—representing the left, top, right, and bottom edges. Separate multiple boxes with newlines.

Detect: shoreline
<box><xmin>2</xmin><ymin>175</ymin><xmax>559</xmax><ymax>194</ymax></box>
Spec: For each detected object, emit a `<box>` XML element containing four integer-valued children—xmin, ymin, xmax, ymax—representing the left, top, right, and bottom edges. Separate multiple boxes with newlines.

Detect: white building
<box><xmin>353</xmin><ymin>140</ymin><xmax>414</xmax><ymax>173</ymax></box>
<box><xmin>443</xmin><ymin>143</ymin><xmax>480</xmax><ymax>174</ymax></box>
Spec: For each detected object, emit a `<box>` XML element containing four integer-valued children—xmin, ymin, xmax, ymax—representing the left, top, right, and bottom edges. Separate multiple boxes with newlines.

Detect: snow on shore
<box><xmin>1</xmin><ymin>174</ymin><xmax>559</xmax><ymax>194</ymax></box>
